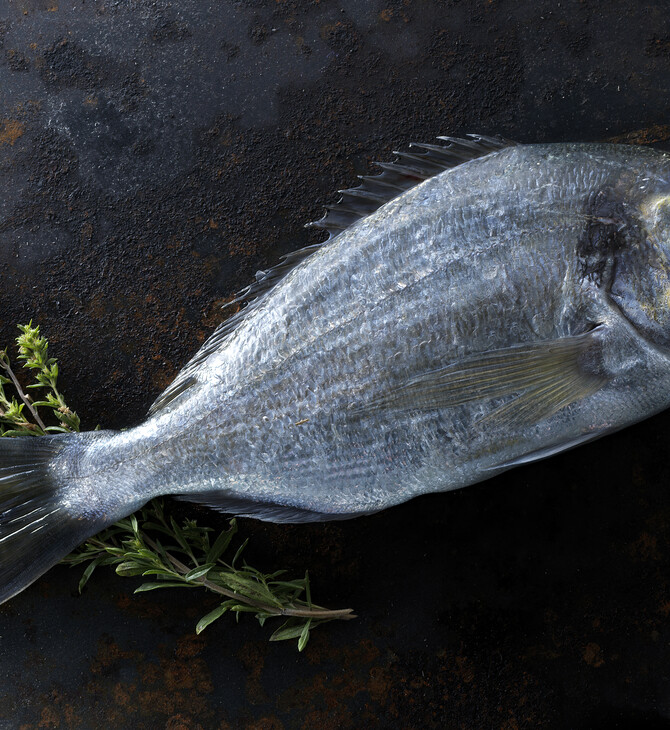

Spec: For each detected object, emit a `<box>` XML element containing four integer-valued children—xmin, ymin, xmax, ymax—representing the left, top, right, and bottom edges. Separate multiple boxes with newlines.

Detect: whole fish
<box><xmin>2</xmin><ymin>135</ymin><xmax>670</xmax><ymax>603</ymax></box>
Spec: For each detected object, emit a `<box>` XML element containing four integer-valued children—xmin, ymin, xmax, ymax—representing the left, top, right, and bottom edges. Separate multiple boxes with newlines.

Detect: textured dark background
<box><xmin>1</xmin><ymin>1</ymin><xmax>670</xmax><ymax>728</ymax></box>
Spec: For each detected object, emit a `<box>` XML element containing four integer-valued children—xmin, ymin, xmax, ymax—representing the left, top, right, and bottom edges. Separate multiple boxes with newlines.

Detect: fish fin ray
<box><xmin>479</xmin><ymin>372</ymin><xmax>606</xmax><ymax>428</ymax></box>
<box><xmin>148</xmin><ymin>134</ymin><xmax>517</xmax><ymax>416</ymax></box>
<box><xmin>308</xmin><ymin>134</ymin><xmax>517</xmax><ymax>240</ymax></box>
<box><xmin>147</xmin><ymin>376</ymin><xmax>198</xmax><ymax>417</ymax></box>
<box><xmin>356</xmin><ymin>327</ymin><xmax>607</xmax><ymax>426</ymax></box>
<box><xmin>0</xmin><ymin>435</ymin><xmax>96</xmax><ymax>604</ymax></box>
<box><xmin>176</xmin><ymin>492</ymin><xmax>370</xmax><ymax>523</ymax></box>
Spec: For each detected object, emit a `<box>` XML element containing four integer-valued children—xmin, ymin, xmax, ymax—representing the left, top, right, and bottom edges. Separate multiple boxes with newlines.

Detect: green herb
<box><xmin>0</xmin><ymin>323</ymin><xmax>355</xmax><ymax>650</ymax></box>
<box><xmin>0</xmin><ymin>322</ymin><xmax>80</xmax><ymax>435</ymax></box>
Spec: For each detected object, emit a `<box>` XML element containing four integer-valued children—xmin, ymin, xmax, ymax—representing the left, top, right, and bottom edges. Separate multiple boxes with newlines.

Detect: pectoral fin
<box><xmin>357</xmin><ymin>327</ymin><xmax>608</xmax><ymax>427</ymax></box>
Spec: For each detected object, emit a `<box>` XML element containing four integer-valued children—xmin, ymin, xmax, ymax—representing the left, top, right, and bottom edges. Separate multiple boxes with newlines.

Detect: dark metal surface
<box><xmin>1</xmin><ymin>1</ymin><xmax>670</xmax><ymax>727</ymax></box>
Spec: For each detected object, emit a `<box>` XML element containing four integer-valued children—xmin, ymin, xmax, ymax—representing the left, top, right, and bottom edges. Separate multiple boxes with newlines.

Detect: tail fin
<box><xmin>0</xmin><ymin>435</ymin><xmax>100</xmax><ymax>604</ymax></box>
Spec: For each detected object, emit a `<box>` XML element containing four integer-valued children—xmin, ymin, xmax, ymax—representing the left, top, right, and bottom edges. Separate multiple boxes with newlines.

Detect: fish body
<box><xmin>4</xmin><ymin>138</ymin><xmax>670</xmax><ymax>601</ymax></box>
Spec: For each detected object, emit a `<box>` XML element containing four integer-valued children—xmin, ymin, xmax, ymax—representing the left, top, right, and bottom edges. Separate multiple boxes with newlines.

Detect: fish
<box><xmin>3</xmin><ymin>135</ymin><xmax>670</xmax><ymax>603</ymax></box>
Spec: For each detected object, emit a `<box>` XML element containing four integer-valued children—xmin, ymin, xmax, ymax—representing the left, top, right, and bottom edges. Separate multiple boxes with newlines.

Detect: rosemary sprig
<box><xmin>0</xmin><ymin>323</ymin><xmax>354</xmax><ymax>650</ymax></box>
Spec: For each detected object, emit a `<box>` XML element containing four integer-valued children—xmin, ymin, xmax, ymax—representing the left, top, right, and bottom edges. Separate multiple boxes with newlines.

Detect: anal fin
<box><xmin>176</xmin><ymin>492</ymin><xmax>370</xmax><ymax>523</ymax></box>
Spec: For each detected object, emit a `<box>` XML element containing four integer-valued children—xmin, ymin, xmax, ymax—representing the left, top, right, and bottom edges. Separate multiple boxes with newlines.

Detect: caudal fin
<box><xmin>0</xmin><ymin>435</ymin><xmax>98</xmax><ymax>604</ymax></box>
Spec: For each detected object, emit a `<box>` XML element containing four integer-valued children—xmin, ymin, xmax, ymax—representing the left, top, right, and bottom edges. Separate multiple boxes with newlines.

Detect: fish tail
<box><xmin>0</xmin><ymin>434</ymin><xmax>107</xmax><ymax>604</ymax></box>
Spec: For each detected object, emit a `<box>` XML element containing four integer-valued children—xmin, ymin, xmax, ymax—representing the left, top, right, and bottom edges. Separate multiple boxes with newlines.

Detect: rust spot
<box><xmin>368</xmin><ymin>666</ymin><xmax>392</xmax><ymax>702</ymax></box>
<box><xmin>629</xmin><ymin>531</ymin><xmax>661</xmax><ymax>561</ymax></box>
<box><xmin>165</xmin><ymin>715</ymin><xmax>205</xmax><ymax>730</ymax></box>
<box><xmin>301</xmin><ymin>708</ymin><xmax>352</xmax><ymax>729</ymax></box>
<box><xmin>237</xmin><ymin>641</ymin><xmax>268</xmax><ymax>705</ymax></box>
<box><xmin>646</xmin><ymin>35</ymin><xmax>670</xmax><ymax>58</ymax></box>
<box><xmin>276</xmin><ymin>636</ymin><xmax>384</xmax><ymax>724</ymax></box>
<box><xmin>38</xmin><ymin>705</ymin><xmax>60</xmax><ymax>728</ymax></box>
<box><xmin>62</xmin><ymin>706</ymin><xmax>80</xmax><ymax>727</ymax></box>
<box><xmin>607</xmin><ymin>124</ymin><xmax>670</xmax><ymax>145</ymax></box>
<box><xmin>90</xmin><ymin>637</ymin><xmax>141</xmax><ymax>675</ymax></box>
<box><xmin>501</xmin><ymin>718</ymin><xmax>520</xmax><ymax>730</ymax></box>
<box><xmin>78</xmin><ymin>635</ymin><xmax>216</xmax><ymax>724</ymax></box>
<box><xmin>112</xmin><ymin>682</ymin><xmax>133</xmax><ymax>708</ymax></box>
<box><xmin>201</xmin><ymin>296</ymin><xmax>238</xmax><ymax>329</ymax></box>
<box><xmin>583</xmin><ymin>642</ymin><xmax>605</xmax><ymax>667</ymax></box>
<box><xmin>80</xmin><ymin>221</ymin><xmax>93</xmax><ymax>243</ymax></box>
<box><xmin>379</xmin><ymin>9</ymin><xmax>393</xmax><ymax>21</ymax></box>
<box><xmin>0</xmin><ymin>119</ymin><xmax>25</xmax><ymax>146</ymax></box>
<box><xmin>246</xmin><ymin>719</ymin><xmax>284</xmax><ymax>730</ymax></box>
<box><xmin>454</xmin><ymin>654</ymin><xmax>475</xmax><ymax>683</ymax></box>
<box><xmin>114</xmin><ymin>591</ymin><xmax>166</xmax><ymax>620</ymax></box>
<box><xmin>175</xmin><ymin>634</ymin><xmax>206</xmax><ymax>660</ymax></box>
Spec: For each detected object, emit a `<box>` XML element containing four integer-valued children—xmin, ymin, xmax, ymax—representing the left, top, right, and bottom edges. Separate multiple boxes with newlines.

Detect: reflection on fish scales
<box><xmin>3</xmin><ymin>135</ymin><xmax>670</xmax><ymax>602</ymax></box>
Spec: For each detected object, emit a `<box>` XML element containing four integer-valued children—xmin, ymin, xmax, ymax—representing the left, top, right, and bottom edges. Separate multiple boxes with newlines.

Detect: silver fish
<box><xmin>3</xmin><ymin>135</ymin><xmax>670</xmax><ymax>603</ymax></box>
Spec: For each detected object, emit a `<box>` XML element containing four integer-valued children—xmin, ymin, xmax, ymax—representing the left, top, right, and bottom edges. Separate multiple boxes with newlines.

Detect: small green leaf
<box><xmin>141</xmin><ymin>569</ymin><xmax>178</xmax><ymax>578</ymax></box>
<box><xmin>228</xmin><ymin>604</ymin><xmax>258</xmax><ymax>613</ymax></box>
<box><xmin>269</xmin><ymin>580</ymin><xmax>306</xmax><ymax>591</ymax></box>
<box><xmin>304</xmin><ymin>571</ymin><xmax>312</xmax><ymax>608</ymax></box>
<box><xmin>169</xmin><ymin>516</ymin><xmax>191</xmax><ymax>554</ymax></box>
<box><xmin>140</xmin><ymin>522</ymin><xmax>175</xmax><ymax>537</ymax></box>
<box><xmin>269</xmin><ymin>620</ymin><xmax>310</xmax><ymax>643</ymax></box>
<box><xmin>77</xmin><ymin>556</ymin><xmax>102</xmax><ymax>593</ymax></box>
<box><xmin>134</xmin><ymin>582</ymin><xmax>192</xmax><ymax>592</ymax></box>
<box><xmin>1</xmin><ymin>428</ymin><xmax>38</xmax><ymax>437</ymax></box>
<box><xmin>115</xmin><ymin>561</ymin><xmax>145</xmax><ymax>577</ymax></box>
<box><xmin>184</xmin><ymin>564</ymin><xmax>214</xmax><ymax>582</ymax></box>
<box><xmin>195</xmin><ymin>604</ymin><xmax>228</xmax><ymax>634</ymax></box>
<box><xmin>205</xmin><ymin>526</ymin><xmax>236</xmax><ymax>564</ymax></box>
<box><xmin>298</xmin><ymin>619</ymin><xmax>312</xmax><ymax>652</ymax></box>
<box><xmin>230</xmin><ymin>538</ymin><xmax>248</xmax><ymax>568</ymax></box>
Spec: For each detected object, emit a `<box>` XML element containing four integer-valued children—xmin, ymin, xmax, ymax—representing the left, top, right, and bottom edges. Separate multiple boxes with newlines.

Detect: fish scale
<box><xmin>3</xmin><ymin>138</ymin><xmax>670</xmax><ymax>602</ymax></box>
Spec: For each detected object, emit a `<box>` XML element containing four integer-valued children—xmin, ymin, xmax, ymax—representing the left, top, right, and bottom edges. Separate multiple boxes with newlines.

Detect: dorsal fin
<box><xmin>308</xmin><ymin>134</ymin><xmax>516</xmax><ymax>239</ymax></box>
<box><xmin>147</xmin><ymin>134</ymin><xmax>517</xmax><ymax>417</ymax></box>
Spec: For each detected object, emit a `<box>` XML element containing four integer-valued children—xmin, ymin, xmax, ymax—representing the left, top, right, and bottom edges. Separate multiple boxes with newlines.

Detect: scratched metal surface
<box><xmin>1</xmin><ymin>1</ymin><xmax>670</xmax><ymax>728</ymax></box>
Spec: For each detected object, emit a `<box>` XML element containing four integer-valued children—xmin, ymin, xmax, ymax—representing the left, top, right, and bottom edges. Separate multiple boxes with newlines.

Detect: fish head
<box><xmin>606</xmin><ymin>191</ymin><xmax>670</xmax><ymax>349</ymax></box>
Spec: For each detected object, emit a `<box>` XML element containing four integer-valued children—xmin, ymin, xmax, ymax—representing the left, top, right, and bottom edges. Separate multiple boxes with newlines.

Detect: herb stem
<box><xmin>0</xmin><ymin>351</ymin><xmax>47</xmax><ymax>432</ymax></box>
<box><xmin>143</xmin><ymin>535</ymin><xmax>355</xmax><ymax>620</ymax></box>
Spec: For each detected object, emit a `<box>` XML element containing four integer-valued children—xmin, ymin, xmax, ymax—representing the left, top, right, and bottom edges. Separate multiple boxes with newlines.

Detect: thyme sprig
<box><xmin>0</xmin><ymin>321</ymin><xmax>80</xmax><ymax>435</ymax></box>
<box><xmin>0</xmin><ymin>323</ymin><xmax>354</xmax><ymax>650</ymax></box>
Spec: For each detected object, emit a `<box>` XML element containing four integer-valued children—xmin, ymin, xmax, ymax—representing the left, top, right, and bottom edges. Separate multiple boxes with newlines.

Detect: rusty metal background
<box><xmin>1</xmin><ymin>1</ymin><xmax>670</xmax><ymax>728</ymax></box>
